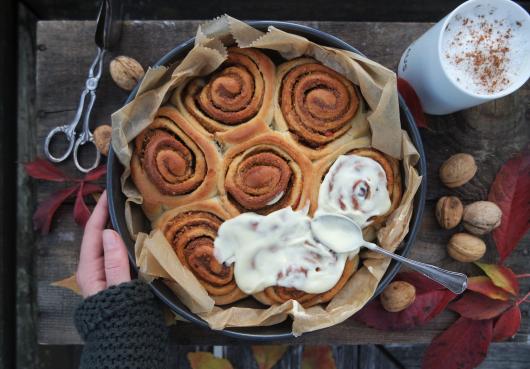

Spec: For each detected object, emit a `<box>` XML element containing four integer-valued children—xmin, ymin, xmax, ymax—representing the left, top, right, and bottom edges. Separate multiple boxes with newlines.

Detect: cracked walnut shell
<box><xmin>436</xmin><ymin>196</ymin><xmax>463</xmax><ymax>229</ymax></box>
<box><xmin>93</xmin><ymin>124</ymin><xmax>112</xmax><ymax>156</ymax></box>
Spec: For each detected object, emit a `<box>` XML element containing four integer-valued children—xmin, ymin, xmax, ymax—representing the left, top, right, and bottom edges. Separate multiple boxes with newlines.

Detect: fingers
<box><xmin>79</xmin><ymin>191</ymin><xmax>109</xmax><ymax>263</ymax></box>
<box><xmin>85</xmin><ymin>191</ymin><xmax>109</xmax><ymax>232</ymax></box>
<box><xmin>77</xmin><ymin>191</ymin><xmax>109</xmax><ymax>297</ymax></box>
<box><xmin>102</xmin><ymin>229</ymin><xmax>131</xmax><ymax>287</ymax></box>
<box><xmin>76</xmin><ymin>269</ymin><xmax>106</xmax><ymax>298</ymax></box>
<box><xmin>77</xmin><ymin>191</ymin><xmax>130</xmax><ymax>297</ymax></box>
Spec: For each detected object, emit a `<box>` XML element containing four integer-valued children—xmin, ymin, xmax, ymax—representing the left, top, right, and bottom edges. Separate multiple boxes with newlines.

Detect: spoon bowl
<box><xmin>311</xmin><ymin>214</ymin><xmax>468</xmax><ymax>294</ymax></box>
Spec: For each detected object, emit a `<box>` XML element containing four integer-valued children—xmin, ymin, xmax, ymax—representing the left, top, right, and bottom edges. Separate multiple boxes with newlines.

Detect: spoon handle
<box><xmin>365</xmin><ymin>243</ymin><xmax>468</xmax><ymax>294</ymax></box>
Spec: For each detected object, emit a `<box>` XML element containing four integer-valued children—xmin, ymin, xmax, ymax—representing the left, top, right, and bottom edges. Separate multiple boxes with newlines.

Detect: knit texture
<box><xmin>74</xmin><ymin>280</ymin><xmax>168</xmax><ymax>369</ymax></box>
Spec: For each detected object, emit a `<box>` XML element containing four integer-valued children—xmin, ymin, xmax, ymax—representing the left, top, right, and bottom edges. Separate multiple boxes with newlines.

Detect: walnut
<box><xmin>109</xmin><ymin>56</ymin><xmax>145</xmax><ymax>91</ymax></box>
<box><xmin>439</xmin><ymin>153</ymin><xmax>477</xmax><ymax>188</ymax></box>
<box><xmin>447</xmin><ymin>233</ymin><xmax>486</xmax><ymax>262</ymax></box>
<box><xmin>93</xmin><ymin>124</ymin><xmax>112</xmax><ymax>156</ymax></box>
<box><xmin>380</xmin><ymin>281</ymin><xmax>416</xmax><ymax>312</ymax></box>
<box><xmin>463</xmin><ymin>201</ymin><xmax>502</xmax><ymax>235</ymax></box>
<box><xmin>436</xmin><ymin>196</ymin><xmax>463</xmax><ymax>229</ymax></box>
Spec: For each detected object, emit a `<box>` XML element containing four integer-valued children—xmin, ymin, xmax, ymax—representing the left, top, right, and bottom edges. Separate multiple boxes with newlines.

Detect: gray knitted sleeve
<box><xmin>74</xmin><ymin>279</ymin><xmax>168</xmax><ymax>369</ymax></box>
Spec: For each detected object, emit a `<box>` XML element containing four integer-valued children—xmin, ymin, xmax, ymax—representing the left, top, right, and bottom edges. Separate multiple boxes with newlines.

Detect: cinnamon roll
<box><xmin>274</xmin><ymin>58</ymin><xmax>369</xmax><ymax>160</ymax></box>
<box><xmin>312</xmin><ymin>146</ymin><xmax>402</xmax><ymax>227</ymax></box>
<box><xmin>130</xmin><ymin>106</ymin><xmax>220</xmax><ymax>220</ymax></box>
<box><xmin>154</xmin><ymin>198</ymin><xmax>246</xmax><ymax>305</ymax></box>
<box><xmin>218</xmin><ymin>132</ymin><xmax>312</xmax><ymax>216</ymax></box>
<box><xmin>174</xmin><ymin>47</ymin><xmax>275</xmax><ymax>144</ymax></box>
<box><xmin>253</xmin><ymin>255</ymin><xmax>359</xmax><ymax>308</ymax></box>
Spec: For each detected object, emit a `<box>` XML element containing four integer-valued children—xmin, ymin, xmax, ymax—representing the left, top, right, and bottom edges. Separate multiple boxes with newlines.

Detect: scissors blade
<box><xmin>95</xmin><ymin>0</ymin><xmax>123</xmax><ymax>50</ymax></box>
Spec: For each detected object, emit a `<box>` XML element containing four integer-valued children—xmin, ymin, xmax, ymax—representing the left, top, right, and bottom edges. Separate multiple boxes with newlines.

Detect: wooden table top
<box><xmin>31</xmin><ymin>20</ymin><xmax>529</xmax><ymax>345</ymax></box>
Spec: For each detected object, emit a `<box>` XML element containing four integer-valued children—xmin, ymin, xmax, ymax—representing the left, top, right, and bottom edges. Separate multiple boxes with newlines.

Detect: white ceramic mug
<box><xmin>398</xmin><ymin>0</ymin><xmax>530</xmax><ymax>115</ymax></box>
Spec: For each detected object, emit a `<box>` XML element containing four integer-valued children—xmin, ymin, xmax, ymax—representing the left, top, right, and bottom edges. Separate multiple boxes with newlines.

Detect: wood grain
<box><xmin>0</xmin><ymin>0</ymin><xmax>17</xmax><ymax>367</ymax></box>
<box><xmin>17</xmin><ymin>6</ymin><xmax>39</xmax><ymax>369</ymax></box>
<box><xmin>21</xmin><ymin>0</ymin><xmax>530</xmax><ymax>22</ymax></box>
<box><xmin>385</xmin><ymin>343</ymin><xmax>530</xmax><ymax>369</ymax></box>
<box><xmin>33</xmin><ymin>20</ymin><xmax>529</xmax><ymax>345</ymax></box>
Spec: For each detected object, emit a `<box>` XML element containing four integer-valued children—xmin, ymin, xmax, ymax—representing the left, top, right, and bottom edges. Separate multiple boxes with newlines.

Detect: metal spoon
<box><xmin>311</xmin><ymin>214</ymin><xmax>468</xmax><ymax>294</ymax></box>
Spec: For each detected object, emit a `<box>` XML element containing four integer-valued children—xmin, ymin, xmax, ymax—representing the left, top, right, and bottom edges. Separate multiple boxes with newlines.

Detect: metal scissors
<box><xmin>44</xmin><ymin>0</ymin><xmax>121</xmax><ymax>173</ymax></box>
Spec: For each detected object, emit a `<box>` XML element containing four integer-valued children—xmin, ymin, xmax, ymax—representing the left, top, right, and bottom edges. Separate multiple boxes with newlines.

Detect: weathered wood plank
<box><xmin>34</xmin><ymin>20</ymin><xmax>529</xmax><ymax>346</ymax></box>
<box><xmin>423</xmin><ymin>94</ymin><xmax>530</xmax><ymax>202</ymax></box>
<box><xmin>384</xmin><ymin>343</ymin><xmax>530</xmax><ymax>369</ymax></box>
<box><xmin>0</xmin><ymin>0</ymin><xmax>17</xmax><ymax>367</ymax></box>
<box><xmin>356</xmin><ymin>346</ymin><xmax>404</xmax><ymax>369</ymax></box>
<box><xmin>17</xmin><ymin>5</ymin><xmax>40</xmax><ymax>369</ymax></box>
<box><xmin>21</xmin><ymin>0</ymin><xmax>530</xmax><ymax>22</ymax></box>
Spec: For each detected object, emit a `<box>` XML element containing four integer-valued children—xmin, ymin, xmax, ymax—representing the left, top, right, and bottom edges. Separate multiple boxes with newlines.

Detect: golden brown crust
<box><xmin>130</xmin><ymin>106</ymin><xmax>221</xmax><ymax>221</ymax></box>
<box><xmin>174</xmin><ymin>47</ymin><xmax>275</xmax><ymax>145</ymax></box>
<box><xmin>130</xmin><ymin>51</ymin><xmax>406</xmax><ymax>309</ymax></box>
<box><xmin>217</xmin><ymin>132</ymin><xmax>313</xmax><ymax>216</ymax></box>
<box><xmin>311</xmin><ymin>145</ymin><xmax>402</xmax><ymax>226</ymax></box>
<box><xmin>274</xmin><ymin>58</ymin><xmax>369</xmax><ymax>161</ymax></box>
<box><xmin>253</xmin><ymin>255</ymin><xmax>359</xmax><ymax>307</ymax></box>
<box><xmin>154</xmin><ymin>198</ymin><xmax>247</xmax><ymax>305</ymax></box>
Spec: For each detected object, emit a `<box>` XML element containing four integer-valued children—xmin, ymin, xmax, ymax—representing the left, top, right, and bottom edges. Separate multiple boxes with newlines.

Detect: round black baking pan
<box><xmin>107</xmin><ymin>20</ymin><xmax>427</xmax><ymax>341</ymax></box>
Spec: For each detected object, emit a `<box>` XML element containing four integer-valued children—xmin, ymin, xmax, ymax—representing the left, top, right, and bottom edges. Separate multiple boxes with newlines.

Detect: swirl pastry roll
<box><xmin>312</xmin><ymin>146</ymin><xmax>402</xmax><ymax>227</ymax></box>
<box><xmin>253</xmin><ymin>255</ymin><xmax>359</xmax><ymax>308</ymax></box>
<box><xmin>274</xmin><ymin>58</ymin><xmax>369</xmax><ymax>160</ymax></box>
<box><xmin>154</xmin><ymin>199</ymin><xmax>246</xmax><ymax>305</ymax></box>
<box><xmin>218</xmin><ymin>132</ymin><xmax>312</xmax><ymax>216</ymax></box>
<box><xmin>174</xmin><ymin>47</ymin><xmax>275</xmax><ymax>144</ymax></box>
<box><xmin>131</xmin><ymin>107</ymin><xmax>220</xmax><ymax>220</ymax></box>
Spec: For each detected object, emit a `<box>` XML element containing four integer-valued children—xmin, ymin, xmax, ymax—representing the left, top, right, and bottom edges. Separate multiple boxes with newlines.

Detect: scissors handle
<box><xmin>73</xmin><ymin>88</ymin><xmax>102</xmax><ymax>173</ymax></box>
<box><xmin>43</xmin><ymin>48</ymin><xmax>105</xmax><ymax>170</ymax></box>
<box><xmin>73</xmin><ymin>134</ymin><xmax>101</xmax><ymax>173</ymax></box>
<box><xmin>44</xmin><ymin>124</ymin><xmax>74</xmax><ymax>163</ymax></box>
<box><xmin>44</xmin><ymin>125</ymin><xmax>76</xmax><ymax>163</ymax></box>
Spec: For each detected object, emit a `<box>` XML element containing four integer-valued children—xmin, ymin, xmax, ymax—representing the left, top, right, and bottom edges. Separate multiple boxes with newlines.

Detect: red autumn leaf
<box><xmin>187</xmin><ymin>352</ymin><xmax>233</xmax><ymax>369</ymax></box>
<box><xmin>448</xmin><ymin>292</ymin><xmax>512</xmax><ymax>320</ymax></box>
<box><xmin>82</xmin><ymin>183</ymin><xmax>104</xmax><ymax>196</ymax></box>
<box><xmin>33</xmin><ymin>185</ymin><xmax>79</xmax><ymax>234</ymax></box>
<box><xmin>355</xmin><ymin>272</ymin><xmax>456</xmax><ymax>330</ymax></box>
<box><xmin>251</xmin><ymin>345</ymin><xmax>288</xmax><ymax>369</ymax></box>
<box><xmin>396</xmin><ymin>271</ymin><xmax>448</xmax><ymax>292</ymax></box>
<box><xmin>474</xmin><ymin>262</ymin><xmax>519</xmax><ymax>295</ymax></box>
<box><xmin>24</xmin><ymin>158</ymin><xmax>70</xmax><ymax>182</ymax></box>
<box><xmin>488</xmin><ymin>147</ymin><xmax>530</xmax><ymax>262</ymax></box>
<box><xmin>355</xmin><ymin>289</ymin><xmax>455</xmax><ymax>330</ymax></box>
<box><xmin>492</xmin><ymin>305</ymin><xmax>521</xmax><ymax>342</ymax></box>
<box><xmin>422</xmin><ymin>317</ymin><xmax>493</xmax><ymax>369</ymax></box>
<box><xmin>467</xmin><ymin>276</ymin><xmax>511</xmax><ymax>301</ymax></box>
<box><xmin>301</xmin><ymin>346</ymin><xmax>336</xmax><ymax>369</ymax></box>
<box><xmin>74</xmin><ymin>183</ymin><xmax>91</xmax><ymax>227</ymax></box>
<box><xmin>397</xmin><ymin>77</ymin><xmax>428</xmax><ymax>129</ymax></box>
<box><xmin>83</xmin><ymin>164</ymin><xmax>107</xmax><ymax>182</ymax></box>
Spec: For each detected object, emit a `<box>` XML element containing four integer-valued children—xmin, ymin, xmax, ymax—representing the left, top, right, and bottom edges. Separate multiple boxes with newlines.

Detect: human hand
<box><xmin>76</xmin><ymin>191</ymin><xmax>131</xmax><ymax>298</ymax></box>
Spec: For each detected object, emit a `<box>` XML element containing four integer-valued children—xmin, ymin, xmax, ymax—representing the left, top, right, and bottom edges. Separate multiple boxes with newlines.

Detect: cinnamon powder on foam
<box><xmin>443</xmin><ymin>11</ymin><xmax>523</xmax><ymax>95</ymax></box>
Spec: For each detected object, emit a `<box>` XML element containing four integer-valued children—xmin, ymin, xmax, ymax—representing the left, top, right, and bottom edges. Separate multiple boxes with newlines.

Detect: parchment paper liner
<box><xmin>112</xmin><ymin>15</ymin><xmax>422</xmax><ymax>336</ymax></box>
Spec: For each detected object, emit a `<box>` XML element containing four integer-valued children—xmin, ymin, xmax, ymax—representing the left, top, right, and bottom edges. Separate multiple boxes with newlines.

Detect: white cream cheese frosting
<box><xmin>213</xmin><ymin>154</ymin><xmax>392</xmax><ymax>295</ymax></box>
<box><xmin>316</xmin><ymin>155</ymin><xmax>391</xmax><ymax>227</ymax></box>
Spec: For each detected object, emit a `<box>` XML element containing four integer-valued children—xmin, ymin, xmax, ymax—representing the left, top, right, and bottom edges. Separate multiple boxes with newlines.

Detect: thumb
<box><xmin>102</xmin><ymin>229</ymin><xmax>131</xmax><ymax>287</ymax></box>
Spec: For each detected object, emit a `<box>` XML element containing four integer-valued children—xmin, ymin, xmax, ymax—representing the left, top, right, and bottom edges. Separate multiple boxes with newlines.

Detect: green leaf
<box><xmin>251</xmin><ymin>345</ymin><xmax>288</xmax><ymax>369</ymax></box>
<box><xmin>187</xmin><ymin>352</ymin><xmax>233</xmax><ymax>369</ymax></box>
